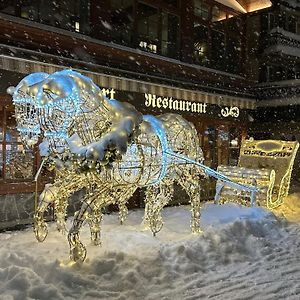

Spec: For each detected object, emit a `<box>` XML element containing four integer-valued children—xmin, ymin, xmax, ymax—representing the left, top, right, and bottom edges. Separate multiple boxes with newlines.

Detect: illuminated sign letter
<box><xmin>191</xmin><ymin>103</ymin><xmax>197</xmax><ymax>112</ymax></box>
<box><xmin>157</xmin><ymin>97</ymin><xmax>162</xmax><ymax>108</ymax></box>
<box><xmin>173</xmin><ymin>100</ymin><xmax>179</xmax><ymax>111</ymax></box>
<box><xmin>145</xmin><ymin>93</ymin><xmax>156</xmax><ymax>107</ymax></box>
<box><xmin>162</xmin><ymin>97</ymin><xmax>168</xmax><ymax>109</ymax></box>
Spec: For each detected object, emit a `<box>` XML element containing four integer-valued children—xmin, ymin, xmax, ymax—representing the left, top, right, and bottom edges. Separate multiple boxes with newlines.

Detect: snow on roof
<box><xmin>270</xmin><ymin>28</ymin><xmax>300</xmax><ymax>43</ymax></box>
<box><xmin>264</xmin><ymin>44</ymin><xmax>300</xmax><ymax>58</ymax></box>
<box><xmin>282</xmin><ymin>0</ymin><xmax>300</xmax><ymax>8</ymax></box>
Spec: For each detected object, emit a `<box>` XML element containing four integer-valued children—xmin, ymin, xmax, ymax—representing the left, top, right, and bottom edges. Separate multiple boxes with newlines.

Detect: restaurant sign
<box><xmin>101</xmin><ymin>88</ymin><xmax>241</xmax><ymax>119</ymax></box>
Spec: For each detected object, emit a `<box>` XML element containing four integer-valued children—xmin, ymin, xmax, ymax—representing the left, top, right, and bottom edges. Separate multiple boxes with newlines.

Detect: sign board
<box><xmin>101</xmin><ymin>88</ymin><xmax>249</xmax><ymax>122</ymax></box>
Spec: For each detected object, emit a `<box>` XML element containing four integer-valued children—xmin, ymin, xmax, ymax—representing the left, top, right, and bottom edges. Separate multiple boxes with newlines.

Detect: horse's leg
<box><xmin>86</xmin><ymin>202</ymin><xmax>103</xmax><ymax>246</ymax></box>
<box><xmin>117</xmin><ymin>186</ymin><xmax>136</xmax><ymax>225</ymax></box>
<box><xmin>142</xmin><ymin>185</ymin><xmax>159</xmax><ymax>230</ymax></box>
<box><xmin>34</xmin><ymin>183</ymin><xmax>58</xmax><ymax>242</ymax></box>
<box><xmin>54</xmin><ymin>194</ymin><xmax>68</xmax><ymax>234</ymax></box>
<box><xmin>144</xmin><ymin>181</ymin><xmax>174</xmax><ymax>236</ymax></box>
<box><xmin>54</xmin><ymin>173</ymin><xmax>86</xmax><ymax>234</ymax></box>
<box><xmin>68</xmin><ymin>188</ymin><xmax>108</xmax><ymax>262</ymax></box>
<box><xmin>176</xmin><ymin>171</ymin><xmax>202</xmax><ymax>234</ymax></box>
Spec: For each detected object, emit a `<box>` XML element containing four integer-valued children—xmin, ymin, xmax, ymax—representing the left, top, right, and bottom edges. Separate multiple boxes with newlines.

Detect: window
<box><xmin>268</xmin><ymin>13</ymin><xmax>276</xmax><ymax>31</ymax></box>
<box><xmin>229</xmin><ymin>127</ymin><xmax>242</xmax><ymax>165</ymax></box>
<box><xmin>203</xmin><ymin>125</ymin><xmax>217</xmax><ymax>168</ymax></box>
<box><xmin>211</xmin><ymin>29</ymin><xmax>225</xmax><ymax>70</ymax></box>
<box><xmin>217</xmin><ymin>125</ymin><xmax>229</xmax><ymax>166</ymax></box>
<box><xmin>261</xmin><ymin>13</ymin><xmax>276</xmax><ymax>32</ymax></box>
<box><xmin>226</xmin><ymin>35</ymin><xmax>242</xmax><ymax>74</ymax></box>
<box><xmin>110</xmin><ymin>0</ymin><xmax>134</xmax><ymax>46</ymax></box>
<box><xmin>267</xmin><ymin>65</ymin><xmax>286</xmax><ymax>82</ymax></box>
<box><xmin>18</xmin><ymin>0</ymin><xmax>90</xmax><ymax>34</ymax></box>
<box><xmin>164</xmin><ymin>0</ymin><xmax>178</xmax><ymax>7</ymax></box>
<box><xmin>0</xmin><ymin>0</ymin><xmax>15</xmax><ymax>15</ymax></box>
<box><xmin>227</xmin><ymin>16</ymin><xmax>242</xmax><ymax>34</ymax></box>
<box><xmin>0</xmin><ymin>106</ymin><xmax>37</xmax><ymax>181</ymax></box>
<box><xmin>194</xmin><ymin>0</ymin><xmax>209</xmax><ymax>21</ymax></box>
<box><xmin>137</xmin><ymin>3</ymin><xmax>160</xmax><ymax>53</ymax></box>
<box><xmin>287</xmin><ymin>16</ymin><xmax>297</xmax><ymax>33</ymax></box>
<box><xmin>212</xmin><ymin>5</ymin><xmax>226</xmax><ymax>22</ymax></box>
<box><xmin>161</xmin><ymin>13</ymin><xmax>179</xmax><ymax>58</ymax></box>
<box><xmin>20</xmin><ymin>0</ymin><xmax>40</xmax><ymax>21</ymax></box>
<box><xmin>193</xmin><ymin>22</ymin><xmax>209</xmax><ymax>65</ymax></box>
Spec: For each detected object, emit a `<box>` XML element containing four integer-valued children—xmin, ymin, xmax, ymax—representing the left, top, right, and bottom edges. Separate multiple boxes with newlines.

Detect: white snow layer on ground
<box><xmin>1</xmin><ymin>195</ymin><xmax>300</xmax><ymax>300</ymax></box>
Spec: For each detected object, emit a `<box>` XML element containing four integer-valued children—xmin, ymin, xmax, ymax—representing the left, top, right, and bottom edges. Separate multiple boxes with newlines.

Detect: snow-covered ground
<box><xmin>1</xmin><ymin>194</ymin><xmax>300</xmax><ymax>300</ymax></box>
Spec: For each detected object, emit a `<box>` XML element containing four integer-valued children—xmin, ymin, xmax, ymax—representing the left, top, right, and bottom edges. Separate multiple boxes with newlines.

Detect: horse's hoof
<box><xmin>191</xmin><ymin>228</ymin><xmax>202</xmax><ymax>234</ymax></box>
<box><xmin>149</xmin><ymin>217</ymin><xmax>163</xmax><ymax>236</ymax></box>
<box><xmin>70</xmin><ymin>243</ymin><xmax>87</xmax><ymax>262</ymax></box>
<box><xmin>34</xmin><ymin>223</ymin><xmax>48</xmax><ymax>242</ymax></box>
<box><xmin>90</xmin><ymin>232</ymin><xmax>102</xmax><ymax>246</ymax></box>
<box><xmin>57</xmin><ymin>223</ymin><xmax>68</xmax><ymax>235</ymax></box>
<box><xmin>91</xmin><ymin>239</ymin><xmax>102</xmax><ymax>246</ymax></box>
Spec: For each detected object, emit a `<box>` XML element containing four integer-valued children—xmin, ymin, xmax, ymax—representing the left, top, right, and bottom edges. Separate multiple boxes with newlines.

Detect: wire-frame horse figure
<box><xmin>11</xmin><ymin>69</ymin><xmax>205</xmax><ymax>262</ymax></box>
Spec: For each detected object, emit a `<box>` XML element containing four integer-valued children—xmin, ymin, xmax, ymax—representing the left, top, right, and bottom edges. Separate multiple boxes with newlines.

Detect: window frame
<box><xmin>0</xmin><ymin>98</ymin><xmax>45</xmax><ymax>194</ymax></box>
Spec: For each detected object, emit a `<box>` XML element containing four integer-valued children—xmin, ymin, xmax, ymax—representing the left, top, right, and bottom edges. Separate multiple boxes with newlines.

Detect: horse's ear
<box><xmin>7</xmin><ymin>86</ymin><xmax>15</xmax><ymax>95</ymax></box>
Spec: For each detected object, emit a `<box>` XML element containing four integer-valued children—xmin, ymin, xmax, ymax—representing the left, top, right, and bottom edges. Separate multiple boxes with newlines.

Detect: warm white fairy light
<box><xmin>12</xmin><ymin>69</ymin><xmax>257</xmax><ymax>262</ymax></box>
<box><xmin>215</xmin><ymin>139</ymin><xmax>299</xmax><ymax>208</ymax></box>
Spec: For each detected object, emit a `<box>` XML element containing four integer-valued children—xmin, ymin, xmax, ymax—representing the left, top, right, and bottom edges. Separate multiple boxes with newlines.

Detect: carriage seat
<box><xmin>214</xmin><ymin>139</ymin><xmax>299</xmax><ymax>208</ymax></box>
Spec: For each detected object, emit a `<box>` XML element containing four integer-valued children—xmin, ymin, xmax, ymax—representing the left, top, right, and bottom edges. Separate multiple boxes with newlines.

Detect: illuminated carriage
<box><xmin>11</xmin><ymin>69</ymin><xmax>257</xmax><ymax>262</ymax></box>
<box><xmin>11</xmin><ymin>70</ymin><xmax>207</xmax><ymax>261</ymax></box>
<box><xmin>215</xmin><ymin>139</ymin><xmax>299</xmax><ymax>208</ymax></box>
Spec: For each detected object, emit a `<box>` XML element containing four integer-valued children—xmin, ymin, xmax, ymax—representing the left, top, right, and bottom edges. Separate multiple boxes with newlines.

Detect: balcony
<box><xmin>264</xmin><ymin>28</ymin><xmax>300</xmax><ymax>59</ymax></box>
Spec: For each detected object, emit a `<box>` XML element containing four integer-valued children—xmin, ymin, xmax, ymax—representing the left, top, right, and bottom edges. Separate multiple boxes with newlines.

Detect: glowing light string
<box><xmin>10</xmin><ymin>69</ymin><xmax>260</xmax><ymax>263</ymax></box>
<box><xmin>143</xmin><ymin>115</ymin><xmax>169</xmax><ymax>185</ymax></box>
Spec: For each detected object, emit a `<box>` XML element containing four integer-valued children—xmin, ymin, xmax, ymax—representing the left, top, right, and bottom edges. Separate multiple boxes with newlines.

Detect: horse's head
<box><xmin>9</xmin><ymin>72</ymin><xmax>48</xmax><ymax>147</ymax></box>
<box><xmin>11</xmin><ymin>69</ymin><xmax>143</xmax><ymax>164</ymax></box>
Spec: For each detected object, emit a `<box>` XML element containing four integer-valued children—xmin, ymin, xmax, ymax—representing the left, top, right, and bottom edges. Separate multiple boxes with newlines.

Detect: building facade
<box><xmin>0</xmin><ymin>0</ymin><xmax>298</xmax><ymax>228</ymax></box>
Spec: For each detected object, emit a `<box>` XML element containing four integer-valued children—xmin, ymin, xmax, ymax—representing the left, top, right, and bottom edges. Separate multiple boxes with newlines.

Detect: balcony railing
<box><xmin>264</xmin><ymin>28</ymin><xmax>300</xmax><ymax>58</ymax></box>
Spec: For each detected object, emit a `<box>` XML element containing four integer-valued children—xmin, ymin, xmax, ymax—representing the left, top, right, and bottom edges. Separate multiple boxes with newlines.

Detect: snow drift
<box><xmin>0</xmin><ymin>199</ymin><xmax>300</xmax><ymax>300</ymax></box>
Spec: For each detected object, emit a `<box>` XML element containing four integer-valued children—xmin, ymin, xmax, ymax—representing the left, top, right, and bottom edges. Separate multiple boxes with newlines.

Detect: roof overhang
<box><xmin>0</xmin><ymin>54</ymin><xmax>256</xmax><ymax>110</ymax></box>
<box><xmin>216</xmin><ymin>0</ymin><xmax>272</xmax><ymax>13</ymax></box>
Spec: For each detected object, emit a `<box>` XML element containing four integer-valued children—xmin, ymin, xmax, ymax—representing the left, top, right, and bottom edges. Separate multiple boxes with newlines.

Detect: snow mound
<box><xmin>1</xmin><ymin>203</ymin><xmax>300</xmax><ymax>299</ymax></box>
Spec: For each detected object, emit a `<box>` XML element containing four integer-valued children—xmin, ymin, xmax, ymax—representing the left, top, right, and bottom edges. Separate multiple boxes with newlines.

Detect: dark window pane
<box><xmin>227</xmin><ymin>16</ymin><xmax>242</xmax><ymax>34</ymax></box>
<box><xmin>0</xmin><ymin>0</ymin><xmax>15</xmax><ymax>15</ymax></box>
<box><xmin>212</xmin><ymin>5</ymin><xmax>226</xmax><ymax>23</ymax></box>
<box><xmin>5</xmin><ymin>145</ymin><xmax>34</xmax><ymax>179</ymax></box>
<box><xmin>110</xmin><ymin>0</ymin><xmax>134</xmax><ymax>46</ymax></box>
<box><xmin>226</xmin><ymin>35</ymin><xmax>242</xmax><ymax>73</ymax></box>
<box><xmin>161</xmin><ymin>13</ymin><xmax>179</xmax><ymax>58</ymax></box>
<box><xmin>194</xmin><ymin>0</ymin><xmax>209</xmax><ymax>21</ymax></box>
<box><xmin>6</xmin><ymin>114</ymin><xmax>21</xmax><ymax>142</ymax></box>
<box><xmin>217</xmin><ymin>125</ymin><xmax>229</xmax><ymax>165</ymax></box>
<box><xmin>211</xmin><ymin>30</ymin><xmax>225</xmax><ymax>70</ymax></box>
<box><xmin>164</xmin><ymin>0</ymin><xmax>178</xmax><ymax>7</ymax></box>
<box><xmin>287</xmin><ymin>16</ymin><xmax>297</xmax><ymax>33</ymax></box>
<box><xmin>20</xmin><ymin>0</ymin><xmax>39</xmax><ymax>21</ymax></box>
<box><xmin>203</xmin><ymin>125</ymin><xmax>216</xmax><ymax>167</ymax></box>
<box><xmin>268</xmin><ymin>65</ymin><xmax>285</xmax><ymax>82</ymax></box>
<box><xmin>137</xmin><ymin>3</ymin><xmax>159</xmax><ymax>53</ymax></box>
<box><xmin>193</xmin><ymin>22</ymin><xmax>209</xmax><ymax>65</ymax></box>
<box><xmin>19</xmin><ymin>0</ymin><xmax>90</xmax><ymax>33</ymax></box>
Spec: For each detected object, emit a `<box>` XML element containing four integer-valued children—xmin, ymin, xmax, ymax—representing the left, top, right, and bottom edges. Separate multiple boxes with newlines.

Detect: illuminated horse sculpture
<box><xmin>11</xmin><ymin>70</ymin><xmax>206</xmax><ymax>262</ymax></box>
